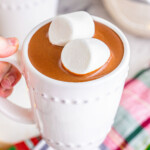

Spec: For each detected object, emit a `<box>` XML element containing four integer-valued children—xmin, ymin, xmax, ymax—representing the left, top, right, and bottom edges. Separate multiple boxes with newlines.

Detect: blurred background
<box><xmin>0</xmin><ymin>0</ymin><xmax>150</xmax><ymax>149</ymax></box>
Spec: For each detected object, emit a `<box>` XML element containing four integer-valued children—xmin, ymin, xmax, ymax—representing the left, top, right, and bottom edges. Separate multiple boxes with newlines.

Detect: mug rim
<box><xmin>22</xmin><ymin>16</ymin><xmax>130</xmax><ymax>86</ymax></box>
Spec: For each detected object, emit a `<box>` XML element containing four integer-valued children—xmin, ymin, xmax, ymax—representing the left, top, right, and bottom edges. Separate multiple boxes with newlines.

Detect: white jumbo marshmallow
<box><xmin>48</xmin><ymin>11</ymin><xmax>95</xmax><ymax>46</ymax></box>
<box><xmin>61</xmin><ymin>38</ymin><xmax>110</xmax><ymax>75</ymax></box>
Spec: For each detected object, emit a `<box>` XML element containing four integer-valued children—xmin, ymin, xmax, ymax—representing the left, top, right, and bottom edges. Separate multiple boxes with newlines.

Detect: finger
<box><xmin>0</xmin><ymin>62</ymin><xmax>11</xmax><ymax>81</ymax></box>
<box><xmin>0</xmin><ymin>84</ymin><xmax>13</xmax><ymax>98</ymax></box>
<box><xmin>0</xmin><ymin>37</ymin><xmax>19</xmax><ymax>58</ymax></box>
<box><xmin>1</xmin><ymin>66</ymin><xmax>21</xmax><ymax>90</ymax></box>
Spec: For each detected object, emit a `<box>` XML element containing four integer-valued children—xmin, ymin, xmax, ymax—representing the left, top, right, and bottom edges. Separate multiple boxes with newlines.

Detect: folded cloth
<box><xmin>7</xmin><ymin>68</ymin><xmax>150</xmax><ymax>150</ymax></box>
<box><xmin>7</xmin><ymin>137</ymin><xmax>41</xmax><ymax>150</ymax></box>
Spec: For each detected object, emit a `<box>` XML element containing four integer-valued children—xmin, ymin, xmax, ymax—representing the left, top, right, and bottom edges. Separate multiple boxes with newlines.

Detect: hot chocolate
<box><xmin>28</xmin><ymin>21</ymin><xmax>124</xmax><ymax>82</ymax></box>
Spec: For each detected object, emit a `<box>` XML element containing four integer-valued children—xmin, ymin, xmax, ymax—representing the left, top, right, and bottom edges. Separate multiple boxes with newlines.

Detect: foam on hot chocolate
<box><xmin>61</xmin><ymin>38</ymin><xmax>110</xmax><ymax>75</ymax></box>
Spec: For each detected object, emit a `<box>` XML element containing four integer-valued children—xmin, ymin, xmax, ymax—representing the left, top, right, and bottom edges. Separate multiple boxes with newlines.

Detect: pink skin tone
<box><xmin>0</xmin><ymin>37</ymin><xmax>21</xmax><ymax>98</ymax></box>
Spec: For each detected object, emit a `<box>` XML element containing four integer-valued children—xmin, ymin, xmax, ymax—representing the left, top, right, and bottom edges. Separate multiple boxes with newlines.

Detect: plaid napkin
<box><xmin>8</xmin><ymin>68</ymin><xmax>150</xmax><ymax>150</ymax></box>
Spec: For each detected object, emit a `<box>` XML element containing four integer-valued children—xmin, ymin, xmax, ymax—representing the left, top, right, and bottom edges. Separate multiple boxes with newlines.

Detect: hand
<box><xmin>0</xmin><ymin>37</ymin><xmax>21</xmax><ymax>98</ymax></box>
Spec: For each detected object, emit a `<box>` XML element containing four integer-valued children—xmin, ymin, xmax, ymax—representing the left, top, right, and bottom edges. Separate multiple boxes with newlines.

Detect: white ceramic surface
<box><xmin>0</xmin><ymin>16</ymin><xmax>130</xmax><ymax>150</ymax></box>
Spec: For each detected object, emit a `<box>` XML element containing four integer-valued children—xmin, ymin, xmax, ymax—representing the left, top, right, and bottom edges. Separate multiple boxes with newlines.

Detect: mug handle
<box><xmin>0</xmin><ymin>51</ymin><xmax>35</xmax><ymax>124</ymax></box>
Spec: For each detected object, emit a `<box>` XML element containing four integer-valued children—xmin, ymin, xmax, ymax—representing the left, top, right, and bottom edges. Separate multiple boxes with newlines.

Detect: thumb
<box><xmin>0</xmin><ymin>37</ymin><xmax>19</xmax><ymax>58</ymax></box>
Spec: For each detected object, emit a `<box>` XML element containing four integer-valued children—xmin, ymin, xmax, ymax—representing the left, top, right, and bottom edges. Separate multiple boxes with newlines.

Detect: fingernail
<box><xmin>7</xmin><ymin>37</ymin><xmax>19</xmax><ymax>48</ymax></box>
<box><xmin>0</xmin><ymin>37</ymin><xmax>8</xmax><ymax>50</ymax></box>
<box><xmin>2</xmin><ymin>75</ymin><xmax>15</xmax><ymax>89</ymax></box>
<box><xmin>0</xmin><ymin>37</ymin><xmax>19</xmax><ymax>57</ymax></box>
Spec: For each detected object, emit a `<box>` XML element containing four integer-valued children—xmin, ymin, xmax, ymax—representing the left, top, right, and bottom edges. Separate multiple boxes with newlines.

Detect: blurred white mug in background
<box><xmin>103</xmin><ymin>0</ymin><xmax>150</xmax><ymax>37</ymax></box>
<box><xmin>0</xmin><ymin>0</ymin><xmax>58</xmax><ymax>44</ymax></box>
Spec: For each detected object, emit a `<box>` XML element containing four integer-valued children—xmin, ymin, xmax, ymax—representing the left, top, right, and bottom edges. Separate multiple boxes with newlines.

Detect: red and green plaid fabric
<box><xmin>8</xmin><ymin>68</ymin><xmax>150</xmax><ymax>150</ymax></box>
<box><xmin>102</xmin><ymin>67</ymin><xmax>150</xmax><ymax>150</ymax></box>
<box><xmin>7</xmin><ymin>137</ymin><xmax>41</xmax><ymax>150</ymax></box>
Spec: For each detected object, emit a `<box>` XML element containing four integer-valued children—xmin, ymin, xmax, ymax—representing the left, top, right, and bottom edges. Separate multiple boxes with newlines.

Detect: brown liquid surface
<box><xmin>28</xmin><ymin>21</ymin><xmax>124</xmax><ymax>82</ymax></box>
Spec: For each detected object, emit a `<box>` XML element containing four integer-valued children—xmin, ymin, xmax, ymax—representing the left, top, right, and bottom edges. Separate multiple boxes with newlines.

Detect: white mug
<box><xmin>0</xmin><ymin>16</ymin><xmax>130</xmax><ymax>150</ymax></box>
<box><xmin>0</xmin><ymin>0</ymin><xmax>58</xmax><ymax>45</ymax></box>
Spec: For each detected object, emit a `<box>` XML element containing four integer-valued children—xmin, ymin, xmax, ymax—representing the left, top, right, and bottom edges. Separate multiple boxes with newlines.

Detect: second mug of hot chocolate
<box><xmin>0</xmin><ymin>13</ymin><xmax>130</xmax><ymax>150</ymax></box>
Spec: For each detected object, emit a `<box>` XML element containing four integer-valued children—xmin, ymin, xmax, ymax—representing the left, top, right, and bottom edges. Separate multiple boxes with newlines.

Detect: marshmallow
<box><xmin>61</xmin><ymin>38</ymin><xmax>110</xmax><ymax>75</ymax></box>
<box><xmin>48</xmin><ymin>11</ymin><xmax>95</xmax><ymax>46</ymax></box>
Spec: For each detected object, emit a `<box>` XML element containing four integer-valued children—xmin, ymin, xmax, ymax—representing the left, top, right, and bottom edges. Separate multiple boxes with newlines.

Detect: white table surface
<box><xmin>0</xmin><ymin>0</ymin><xmax>150</xmax><ymax>145</ymax></box>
